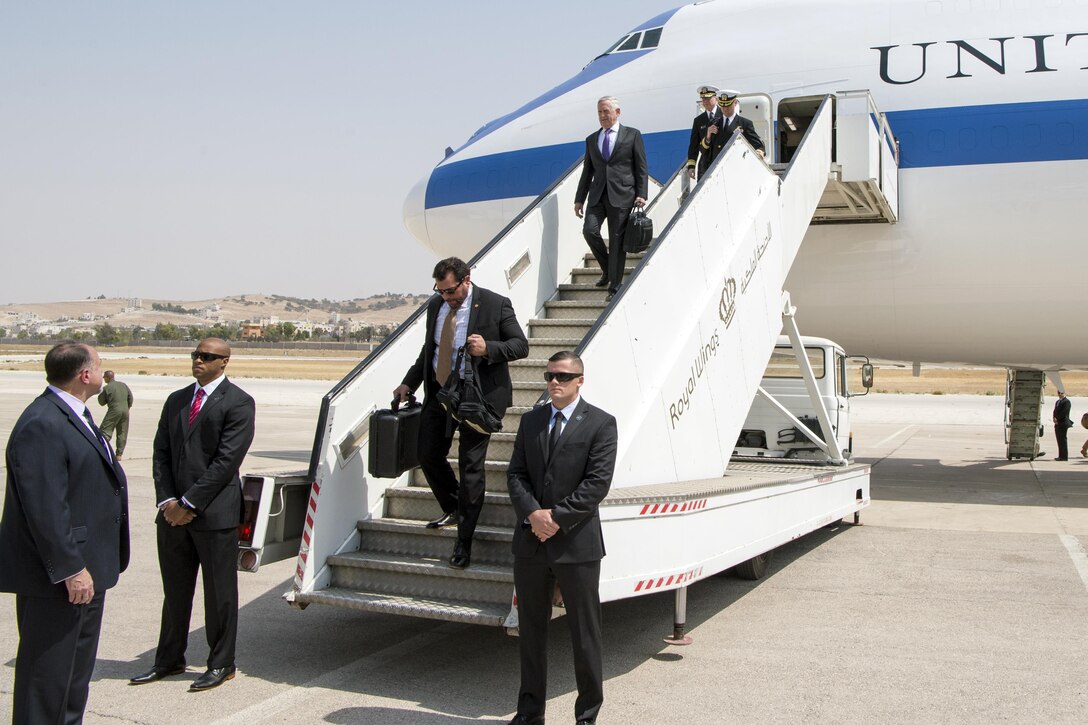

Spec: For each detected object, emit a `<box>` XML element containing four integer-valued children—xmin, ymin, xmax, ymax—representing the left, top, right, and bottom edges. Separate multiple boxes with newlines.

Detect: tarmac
<box><xmin>1</xmin><ymin>370</ymin><xmax>1086</xmax><ymax>724</ymax></box>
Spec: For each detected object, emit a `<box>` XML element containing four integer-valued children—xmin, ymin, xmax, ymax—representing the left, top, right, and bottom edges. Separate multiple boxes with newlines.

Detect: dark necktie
<box><xmin>82</xmin><ymin>407</ymin><xmax>112</xmax><ymax>462</ymax></box>
<box><xmin>602</xmin><ymin>129</ymin><xmax>612</xmax><ymax>161</ymax></box>
<box><xmin>548</xmin><ymin>411</ymin><xmax>565</xmax><ymax>462</ymax></box>
<box><xmin>436</xmin><ymin>308</ymin><xmax>457</xmax><ymax>385</ymax></box>
<box><xmin>189</xmin><ymin>388</ymin><xmax>205</xmax><ymax>425</ymax></box>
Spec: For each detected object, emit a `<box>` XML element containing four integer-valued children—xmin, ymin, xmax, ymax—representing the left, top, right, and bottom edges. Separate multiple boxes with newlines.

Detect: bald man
<box><xmin>131</xmin><ymin>338</ymin><xmax>255</xmax><ymax>692</ymax></box>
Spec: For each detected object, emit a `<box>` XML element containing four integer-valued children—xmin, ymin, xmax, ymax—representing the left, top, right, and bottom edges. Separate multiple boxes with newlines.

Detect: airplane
<box><xmin>402</xmin><ymin>0</ymin><xmax>1088</xmax><ymax>373</ymax></box>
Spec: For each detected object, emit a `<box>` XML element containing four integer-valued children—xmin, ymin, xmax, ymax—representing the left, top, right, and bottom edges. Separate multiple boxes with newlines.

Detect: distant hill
<box><xmin>0</xmin><ymin>292</ymin><xmax>431</xmax><ymax>332</ymax></box>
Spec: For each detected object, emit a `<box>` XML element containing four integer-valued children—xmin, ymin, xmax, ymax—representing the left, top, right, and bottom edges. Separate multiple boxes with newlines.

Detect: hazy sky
<box><xmin>0</xmin><ymin>1</ymin><xmax>682</xmax><ymax>303</ymax></box>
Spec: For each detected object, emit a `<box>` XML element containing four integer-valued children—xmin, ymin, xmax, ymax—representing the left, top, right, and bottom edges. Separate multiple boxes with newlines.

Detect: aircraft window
<box><xmin>600</xmin><ymin>36</ymin><xmax>627</xmax><ymax>56</ymax></box>
<box><xmin>641</xmin><ymin>28</ymin><xmax>662</xmax><ymax>48</ymax></box>
<box><xmin>764</xmin><ymin>348</ymin><xmax>825</xmax><ymax>379</ymax></box>
<box><xmin>617</xmin><ymin>33</ymin><xmax>642</xmax><ymax>52</ymax></box>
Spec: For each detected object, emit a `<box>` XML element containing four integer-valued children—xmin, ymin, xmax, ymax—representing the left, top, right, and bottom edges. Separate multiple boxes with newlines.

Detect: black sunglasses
<box><xmin>544</xmin><ymin>371</ymin><xmax>581</xmax><ymax>383</ymax></box>
<box><xmin>191</xmin><ymin>351</ymin><xmax>228</xmax><ymax>362</ymax></box>
<box><xmin>433</xmin><ymin>279</ymin><xmax>465</xmax><ymax>296</ymax></box>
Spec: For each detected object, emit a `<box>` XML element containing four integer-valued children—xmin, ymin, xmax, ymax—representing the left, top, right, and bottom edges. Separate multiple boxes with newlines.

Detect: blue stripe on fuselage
<box><xmin>425</xmin><ymin>98</ymin><xmax>1088</xmax><ymax>209</ymax></box>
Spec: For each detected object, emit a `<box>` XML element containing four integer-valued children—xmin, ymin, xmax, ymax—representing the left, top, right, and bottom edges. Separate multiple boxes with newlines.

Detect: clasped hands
<box><xmin>528</xmin><ymin>509</ymin><xmax>560</xmax><ymax>542</ymax></box>
<box><xmin>162</xmin><ymin>500</ymin><xmax>195</xmax><ymax>527</ymax></box>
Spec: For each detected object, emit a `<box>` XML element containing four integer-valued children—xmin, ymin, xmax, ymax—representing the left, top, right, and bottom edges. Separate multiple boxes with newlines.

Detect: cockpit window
<box><xmin>641</xmin><ymin>28</ymin><xmax>662</xmax><ymax>48</ymax></box>
<box><xmin>617</xmin><ymin>33</ymin><xmax>642</xmax><ymax>51</ymax></box>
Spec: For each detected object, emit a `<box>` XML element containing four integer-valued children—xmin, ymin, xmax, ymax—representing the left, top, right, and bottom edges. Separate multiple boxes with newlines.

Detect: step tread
<box><xmin>295</xmin><ymin>587</ymin><xmax>510</xmax><ymax>626</ymax></box>
<box><xmin>385</xmin><ymin>487</ymin><xmax>514</xmax><ymax>504</ymax></box>
<box><xmin>358</xmin><ymin>517</ymin><xmax>514</xmax><ymax>541</ymax></box>
<box><xmin>328</xmin><ymin>551</ymin><xmax>514</xmax><ymax>581</ymax></box>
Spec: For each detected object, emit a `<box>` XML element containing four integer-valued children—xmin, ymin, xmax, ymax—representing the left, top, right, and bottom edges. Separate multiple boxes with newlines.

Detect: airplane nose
<box><xmin>402</xmin><ymin>173</ymin><xmax>430</xmax><ymax>248</ymax></box>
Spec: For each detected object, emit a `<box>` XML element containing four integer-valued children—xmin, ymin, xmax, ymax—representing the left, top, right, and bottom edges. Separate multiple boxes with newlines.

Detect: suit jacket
<box><xmin>402</xmin><ymin>285</ymin><xmax>528</xmax><ymax>417</ymax></box>
<box><xmin>507</xmin><ymin>398</ymin><xmax>617</xmax><ymax>564</ymax></box>
<box><xmin>702</xmin><ymin>113</ymin><xmax>765</xmax><ymax>167</ymax></box>
<box><xmin>0</xmin><ymin>390</ymin><xmax>130</xmax><ymax>598</ymax></box>
<box><xmin>153</xmin><ymin>377</ymin><xmax>256</xmax><ymax>531</ymax></box>
<box><xmin>574</xmin><ymin>124</ymin><xmax>649</xmax><ymax>209</ymax></box>
<box><xmin>1054</xmin><ymin>397</ymin><xmax>1073</xmax><ymax>429</ymax></box>
<box><xmin>687</xmin><ymin>109</ymin><xmax>722</xmax><ymax>175</ymax></box>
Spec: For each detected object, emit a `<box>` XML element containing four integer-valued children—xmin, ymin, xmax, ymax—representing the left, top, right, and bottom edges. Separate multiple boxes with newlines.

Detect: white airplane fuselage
<box><xmin>402</xmin><ymin>0</ymin><xmax>1088</xmax><ymax>368</ymax></box>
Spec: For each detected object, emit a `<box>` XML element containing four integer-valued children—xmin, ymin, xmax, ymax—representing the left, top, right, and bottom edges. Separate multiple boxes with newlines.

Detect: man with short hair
<box><xmin>394</xmin><ymin>257</ymin><xmax>528</xmax><ymax>569</ymax></box>
<box><xmin>686</xmin><ymin>84</ymin><xmax>721</xmax><ymax>180</ymax></box>
<box><xmin>97</xmin><ymin>369</ymin><xmax>133</xmax><ymax>459</ymax></box>
<box><xmin>574</xmin><ymin>96</ymin><xmax>649</xmax><ymax>300</ymax></box>
<box><xmin>131</xmin><ymin>337</ymin><xmax>255</xmax><ymax>691</ymax></box>
<box><xmin>1</xmin><ymin>341</ymin><xmax>130</xmax><ymax>724</ymax></box>
<box><xmin>1053</xmin><ymin>390</ymin><xmax>1072</xmax><ymax>461</ymax></box>
<box><xmin>506</xmin><ymin>351</ymin><xmax>618</xmax><ymax>725</ymax></box>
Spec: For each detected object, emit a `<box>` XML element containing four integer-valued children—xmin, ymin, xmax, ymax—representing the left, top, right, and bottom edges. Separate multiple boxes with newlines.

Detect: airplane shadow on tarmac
<box><xmin>862</xmin><ymin>454</ymin><xmax>1088</xmax><ymax>508</ymax></box>
<box><xmin>85</xmin><ymin>524</ymin><xmax>852</xmax><ymax>723</ymax></box>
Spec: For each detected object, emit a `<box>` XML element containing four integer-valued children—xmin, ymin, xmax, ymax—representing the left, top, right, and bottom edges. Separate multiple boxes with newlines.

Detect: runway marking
<box><xmin>874</xmin><ymin>425</ymin><xmax>916</xmax><ymax>449</ymax></box>
<box><xmin>1059</xmin><ymin>534</ymin><xmax>1088</xmax><ymax>594</ymax></box>
<box><xmin>212</xmin><ymin>624</ymin><xmax>461</xmax><ymax>725</ymax></box>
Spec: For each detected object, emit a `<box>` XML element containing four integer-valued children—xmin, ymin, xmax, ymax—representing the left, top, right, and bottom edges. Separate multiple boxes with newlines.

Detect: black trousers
<box><xmin>417</xmin><ymin>398</ymin><xmax>492</xmax><ymax>544</ymax></box>
<box><xmin>14</xmin><ymin>592</ymin><xmax>105</xmax><ymax>725</ymax></box>
<box><xmin>513</xmin><ymin>557</ymin><xmax>604</xmax><ymax>723</ymax></box>
<box><xmin>582</xmin><ymin>198</ymin><xmax>632</xmax><ymax>294</ymax></box>
<box><xmin>1055</xmin><ymin>424</ymin><xmax>1070</xmax><ymax>459</ymax></box>
<box><xmin>154</xmin><ymin>523</ymin><xmax>238</xmax><ymax>669</ymax></box>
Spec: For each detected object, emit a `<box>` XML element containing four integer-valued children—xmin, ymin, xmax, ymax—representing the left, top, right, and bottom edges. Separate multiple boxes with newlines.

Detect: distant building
<box><xmin>79</xmin><ymin>312</ymin><xmax>95</xmax><ymax>322</ymax></box>
<box><xmin>240</xmin><ymin>323</ymin><xmax>263</xmax><ymax>340</ymax></box>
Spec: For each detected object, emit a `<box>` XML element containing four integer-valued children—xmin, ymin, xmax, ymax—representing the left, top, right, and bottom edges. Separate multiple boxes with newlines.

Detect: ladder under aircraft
<box><xmin>268</xmin><ymin>91</ymin><xmax>897</xmax><ymax>626</ymax></box>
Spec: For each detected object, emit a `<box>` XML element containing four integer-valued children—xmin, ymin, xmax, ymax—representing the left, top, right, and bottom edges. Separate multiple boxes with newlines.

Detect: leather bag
<box><xmin>436</xmin><ymin>346</ymin><xmax>503</xmax><ymax>434</ymax></box>
<box><xmin>623</xmin><ymin>207</ymin><xmax>653</xmax><ymax>253</ymax></box>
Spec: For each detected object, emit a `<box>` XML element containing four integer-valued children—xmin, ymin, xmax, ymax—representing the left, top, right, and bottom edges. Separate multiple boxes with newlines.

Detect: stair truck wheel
<box><xmin>733</xmin><ymin>551</ymin><xmax>771</xmax><ymax>580</ymax></box>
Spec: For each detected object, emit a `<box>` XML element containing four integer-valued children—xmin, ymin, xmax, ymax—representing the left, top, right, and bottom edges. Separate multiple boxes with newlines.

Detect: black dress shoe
<box><xmin>1054</xmin><ymin>457</ymin><xmax>1068</xmax><ymax>461</ymax></box>
<box><xmin>449</xmin><ymin>540</ymin><xmax>471</xmax><ymax>569</ymax></box>
<box><xmin>425</xmin><ymin>511</ymin><xmax>458</xmax><ymax>529</ymax></box>
<box><xmin>189</xmin><ymin>665</ymin><xmax>235</xmax><ymax>692</ymax></box>
<box><xmin>129</xmin><ymin>663</ymin><xmax>186</xmax><ymax>685</ymax></box>
<box><xmin>605</xmin><ymin>292</ymin><xmax>614</xmax><ymax>302</ymax></box>
<box><xmin>508</xmin><ymin>714</ymin><xmax>545</xmax><ymax>725</ymax></box>
<box><xmin>593</xmin><ymin>274</ymin><xmax>608</xmax><ymax>287</ymax></box>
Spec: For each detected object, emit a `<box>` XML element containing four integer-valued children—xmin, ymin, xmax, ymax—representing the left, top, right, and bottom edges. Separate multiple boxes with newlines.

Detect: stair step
<box><xmin>358</xmin><ymin>518</ymin><xmax>514</xmax><ymax>565</ymax></box>
<box><xmin>384</xmin><ymin>487</ymin><xmax>517</xmax><ymax>527</ymax></box>
<box><xmin>528</xmin><ymin>318</ymin><xmax>596</xmax><ymax>338</ymax></box>
<box><xmin>542</xmin><ymin>299</ymin><xmax>608</xmax><ymax>319</ymax></box>
<box><xmin>294</xmin><ymin>587</ymin><xmax>510</xmax><ymax>627</ymax></box>
<box><xmin>571</xmin><ymin>266</ymin><xmax>637</xmax><ymax>283</ymax></box>
<box><xmin>580</xmin><ymin>252</ymin><xmax>646</xmax><ymax>270</ymax></box>
<box><xmin>512</xmin><ymin>380</ymin><xmax>548</xmax><ymax>407</ymax></box>
<box><xmin>554</xmin><ymin>284</ymin><xmax>612</xmax><ymax>302</ymax></box>
<box><xmin>527</xmin><ymin>337</ymin><xmax>585</xmax><ymax>359</ymax></box>
<box><xmin>509</xmin><ymin>360</ymin><xmax>551</xmax><ymax>383</ymax></box>
<box><xmin>327</xmin><ymin>551</ymin><xmax>514</xmax><ymax>602</ymax></box>
<box><xmin>410</xmin><ymin>460</ymin><xmax>513</xmax><ymax>492</ymax></box>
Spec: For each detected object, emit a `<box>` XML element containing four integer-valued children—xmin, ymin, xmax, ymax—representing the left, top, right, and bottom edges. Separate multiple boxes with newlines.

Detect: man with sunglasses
<box><xmin>394</xmin><ymin>257</ymin><xmax>528</xmax><ymax>569</ymax></box>
<box><xmin>132</xmin><ymin>337</ymin><xmax>255</xmax><ymax>692</ymax></box>
<box><xmin>506</xmin><ymin>351</ymin><xmax>617</xmax><ymax>725</ymax></box>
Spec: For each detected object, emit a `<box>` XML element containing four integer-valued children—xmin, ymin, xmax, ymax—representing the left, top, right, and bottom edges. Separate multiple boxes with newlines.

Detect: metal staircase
<box><xmin>1005</xmin><ymin>369</ymin><xmax>1045</xmax><ymax>460</ymax></box>
<box><xmin>295</xmin><ymin>252</ymin><xmax>644</xmax><ymax>625</ymax></box>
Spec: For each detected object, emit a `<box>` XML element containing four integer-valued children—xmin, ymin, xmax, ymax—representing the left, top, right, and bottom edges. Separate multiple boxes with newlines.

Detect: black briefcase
<box><xmin>367</xmin><ymin>395</ymin><xmax>422</xmax><ymax>478</ymax></box>
<box><xmin>623</xmin><ymin>207</ymin><xmax>653</xmax><ymax>253</ymax></box>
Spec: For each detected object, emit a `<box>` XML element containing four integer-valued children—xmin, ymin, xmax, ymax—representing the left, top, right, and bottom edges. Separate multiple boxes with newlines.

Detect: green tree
<box><xmin>95</xmin><ymin>322</ymin><xmax>119</xmax><ymax>345</ymax></box>
<box><xmin>153</xmin><ymin>323</ymin><xmax>183</xmax><ymax>340</ymax></box>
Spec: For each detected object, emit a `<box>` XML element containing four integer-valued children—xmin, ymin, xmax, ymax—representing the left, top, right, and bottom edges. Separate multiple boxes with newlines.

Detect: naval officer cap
<box><xmin>697</xmin><ymin>85</ymin><xmax>719</xmax><ymax>98</ymax></box>
<box><xmin>718</xmin><ymin>90</ymin><xmax>739</xmax><ymax>107</ymax></box>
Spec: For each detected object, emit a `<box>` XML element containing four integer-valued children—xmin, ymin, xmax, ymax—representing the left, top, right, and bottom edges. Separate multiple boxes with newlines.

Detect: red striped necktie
<box><xmin>189</xmin><ymin>388</ymin><xmax>205</xmax><ymax>425</ymax></box>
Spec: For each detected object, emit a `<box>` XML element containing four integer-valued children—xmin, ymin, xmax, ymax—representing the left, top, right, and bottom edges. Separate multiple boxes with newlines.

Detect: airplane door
<box><xmin>738</xmin><ymin>93</ymin><xmax>773</xmax><ymax>163</ymax></box>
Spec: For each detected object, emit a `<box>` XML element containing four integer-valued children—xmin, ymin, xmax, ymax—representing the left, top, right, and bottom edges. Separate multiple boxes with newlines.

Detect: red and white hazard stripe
<box><xmin>633</xmin><ymin>565</ymin><xmax>704</xmax><ymax>593</ymax></box>
<box><xmin>294</xmin><ymin>480</ymin><xmax>321</xmax><ymax>588</ymax></box>
<box><xmin>638</xmin><ymin>499</ymin><xmax>708</xmax><ymax>516</ymax></box>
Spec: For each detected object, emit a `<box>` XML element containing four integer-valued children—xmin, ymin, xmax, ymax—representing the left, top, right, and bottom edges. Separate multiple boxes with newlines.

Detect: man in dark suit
<box><xmin>1053</xmin><ymin>390</ymin><xmax>1073</xmax><ymax>461</ymax></box>
<box><xmin>506</xmin><ymin>351</ymin><xmax>618</xmax><ymax>725</ymax></box>
<box><xmin>685</xmin><ymin>84</ymin><xmax>721</xmax><ymax>180</ymax></box>
<box><xmin>1</xmin><ymin>341</ymin><xmax>130</xmax><ymax>724</ymax></box>
<box><xmin>701</xmin><ymin>90</ymin><xmax>766</xmax><ymax>169</ymax></box>
<box><xmin>394</xmin><ymin>257</ymin><xmax>528</xmax><ymax>569</ymax></box>
<box><xmin>131</xmin><ymin>337</ymin><xmax>255</xmax><ymax>691</ymax></box>
<box><xmin>574</xmin><ymin>95</ymin><xmax>649</xmax><ymax>300</ymax></box>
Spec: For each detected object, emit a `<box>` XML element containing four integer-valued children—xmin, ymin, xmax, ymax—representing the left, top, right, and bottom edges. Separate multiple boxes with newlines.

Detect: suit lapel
<box><xmin>546</xmin><ymin>399</ymin><xmax>589</xmax><ymax>469</ymax></box>
<box><xmin>43</xmin><ymin>390</ymin><xmax>119</xmax><ymax>477</ymax></box>
<box><xmin>186</xmin><ymin>379</ymin><xmax>229</xmax><ymax>440</ymax></box>
<box><xmin>467</xmin><ymin>286</ymin><xmax>482</xmax><ymax>334</ymax></box>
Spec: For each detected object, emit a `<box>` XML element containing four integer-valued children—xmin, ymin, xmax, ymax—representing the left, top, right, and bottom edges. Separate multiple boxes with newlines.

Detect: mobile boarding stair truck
<box><xmin>235</xmin><ymin>91</ymin><xmax>892</xmax><ymax>637</ymax></box>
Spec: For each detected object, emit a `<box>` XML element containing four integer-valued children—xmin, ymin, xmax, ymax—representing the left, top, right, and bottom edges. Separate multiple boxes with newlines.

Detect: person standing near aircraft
<box><xmin>702</xmin><ymin>90</ymin><xmax>765</xmax><ymax>166</ymax></box>
<box><xmin>394</xmin><ymin>257</ymin><xmax>528</xmax><ymax>570</ymax></box>
<box><xmin>1079</xmin><ymin>413</ymin><xmax>1088</xmax><ymax>458</ymax></box>
<box><xmin>1</xmin><ymin>341</ymin><xmax>129</xmax><ymax>724</ymax></box>
<box><xmin>97</xmin><ymin>369</ymin><xmax>133</xmax><ymax>460</ymax></box>
<box><xmin>685</xmin><ymin>85</ymin><xmax>720</xmax><ymax>180</ymax></box>
<box><xmin>574</xmin><ymin>96</ymin><xmax>649</xmax><ymax>301</ymax></box>
<box><xmin>506</xmin><ymin>351</ymin><xmax>617</xmax><ymax>725</ymax></box>
<box><xmin>131</xmin><ymin>337</ymin><xmax>255</xmax><ymax>692</ymax></box>
<box><xmin>1052</xmin><ymin>390</ymin><xmax>1073</xmax><ymax>461</ymax></box>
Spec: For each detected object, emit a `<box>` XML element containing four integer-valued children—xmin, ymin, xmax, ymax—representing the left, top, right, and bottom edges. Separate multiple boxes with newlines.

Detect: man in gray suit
<box><xmin>1</xmin><ymin>341</ymin><xmax>130</xmax><ymax>724</ymax></box>
<box><xmin>574</xmin><ymin>95</ymin><xmax>649</xmax><ymax>300</ymax></box>
<box><xmin>506</xmin><ymin>351</ymin><xmax>618</xmax><ymax>725</ymax></box>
